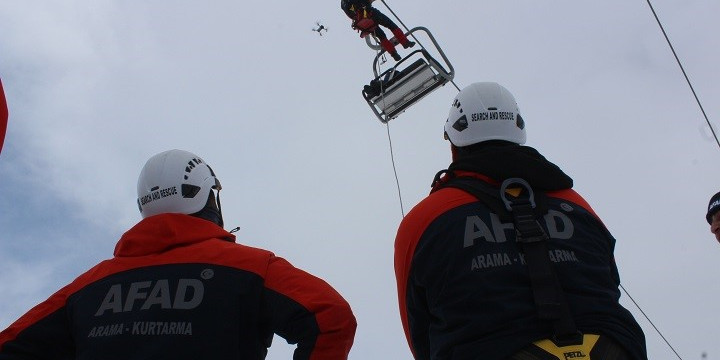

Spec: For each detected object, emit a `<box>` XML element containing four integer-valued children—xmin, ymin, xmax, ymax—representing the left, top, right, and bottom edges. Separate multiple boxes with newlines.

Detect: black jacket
<box><xmin>0</xmin><ymin>214</ymin><xmax>356</xmax><ymax>359</ymax></box>
<box><xmin>394</xmin><ymin>145</ymin><xmax>647</xmax><ymax>360</ymax></box>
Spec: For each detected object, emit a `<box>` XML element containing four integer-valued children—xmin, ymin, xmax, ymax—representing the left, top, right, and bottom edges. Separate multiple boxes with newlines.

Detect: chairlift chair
<box><xmin>362</xmin><ymin>27</ymin><xmax>455</xmax><ymax>123</ymax></box>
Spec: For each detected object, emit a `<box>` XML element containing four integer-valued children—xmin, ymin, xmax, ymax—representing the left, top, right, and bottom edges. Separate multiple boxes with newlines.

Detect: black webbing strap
<box><xmin>439</xmin><ymin>176</ymin><xmax>510</xmax><ymax>219</ymax></box>
<box><xmin>441</xmin><ymin>176</ymin><xmax>582</xmax><ymax>346</ymax></box>
<box><xmin>499</xmin><ymin>178</ymin><xmax>582</xmax><ymax>346</ymax></box>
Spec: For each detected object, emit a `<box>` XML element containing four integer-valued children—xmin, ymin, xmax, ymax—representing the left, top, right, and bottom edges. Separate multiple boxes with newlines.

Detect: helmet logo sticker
<box><xmin>516</xmin><ymin>114</ymin><xmax>525</xmax><ymax>129</ymax></box>
<box><xmin>710</xmin><ymin>199</ymin><xmax>720</xmax><ymax>212</ymax></box>
<box><xmin>471</xmin><ymin>111</ymin><xmax>515</xmax><ymax>121</ymax></box>
<box><xmin>452</xmin><ymin>115</ymin><xmax>468</xmax><ymax>132</ymax></box>
<box><xmin>138</xmin><ymin>186</ymin><xmax>178</xmax><ymax>209</ymax></box>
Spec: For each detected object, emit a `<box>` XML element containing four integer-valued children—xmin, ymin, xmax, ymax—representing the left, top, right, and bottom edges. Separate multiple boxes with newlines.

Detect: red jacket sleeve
<box><xmin>0</xmin><ymin>280</ymin><xmax>81</xmax><ymax>358</ymax></box>
<box><xmin>394</xmin><ymin>188</ymin><xmax>477</xmax><ymax>358</ymax></box>
<box><xmin>263</xmin><ymin>256</ymin><xmax>357</xmax><ymax>360</ymax></box>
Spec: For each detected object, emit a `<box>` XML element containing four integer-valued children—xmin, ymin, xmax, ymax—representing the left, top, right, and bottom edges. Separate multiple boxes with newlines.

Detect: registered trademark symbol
<box><xmin>201</xmin><ymin>269</ymin><xmax>214</xmax><ymax>280</ymax></box>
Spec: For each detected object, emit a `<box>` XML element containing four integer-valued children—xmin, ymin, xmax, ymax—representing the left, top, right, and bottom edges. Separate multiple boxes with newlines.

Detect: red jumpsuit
<box><xmin>340</xmin><ymin>0</ymin><xmax>414</xmax><ymax>60</ymax></box>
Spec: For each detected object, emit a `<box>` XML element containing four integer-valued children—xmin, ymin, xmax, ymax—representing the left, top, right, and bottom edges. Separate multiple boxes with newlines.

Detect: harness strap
<box><xmin>439</xmin><ymin>175</ymin><xmax>582</xmax><ymax>346</ymax></box>
<box><xmin>439</xmin><ymin>176</ymin><xmax>509</xmax><ymax>219</ymax></box>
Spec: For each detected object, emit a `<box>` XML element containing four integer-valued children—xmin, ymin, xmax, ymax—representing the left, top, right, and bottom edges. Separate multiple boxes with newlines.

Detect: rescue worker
<box><xmin>341</xmin><ymin>0</ymin><xmax>414</xmax><ymax>61</ymax></box>
<box><xmin>393</xmin><ymin>82</ymin><xmax>647</xmax><ymax>359</ymax></box>
<box><xmin>0</xmin><ymin>149</ymin><xmax>357</xmax><ymax>360</ymax></box>
<box><xmin>706</xmin><ymin>191</ymin><xmax>720</xmax><ymax>243</ymax></box>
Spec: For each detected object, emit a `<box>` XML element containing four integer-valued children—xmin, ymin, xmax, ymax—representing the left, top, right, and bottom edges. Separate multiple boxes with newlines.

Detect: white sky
<box><xmin>1</xmin><ymin>1</ymin><xmax>719</xmax><ymax>359</ymax></box>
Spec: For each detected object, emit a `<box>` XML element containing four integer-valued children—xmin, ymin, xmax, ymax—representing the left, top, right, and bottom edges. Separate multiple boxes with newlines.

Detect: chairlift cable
<box><xmin>367</xmin><ymin>3</ymin><xmax>691</xmax><ymax>358</ymax></box>
<box><xmin>644</xmin><ymin>0</ymin><xmax>719</xmax><ymax>150</ymax></box>
<box><xmin>610</xmin><ymin>2</ymin><xmax>716</xmax><ymax>358</ymax></box>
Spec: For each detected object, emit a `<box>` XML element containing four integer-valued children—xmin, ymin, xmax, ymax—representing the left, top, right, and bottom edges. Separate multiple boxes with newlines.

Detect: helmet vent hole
<box><xmin>150</xmin><ymin>186</ymin><xmax>159</xmax><ymax>191</ymax></box>
<box><xmin>182</xmin><ymin>184</ymin><xmax>201</xmax><ymax>198</ymax></box>
<box><xmin>487</xmin><ymin>107</ymin><xmax>497</xmax><ymax>110</ymax></box>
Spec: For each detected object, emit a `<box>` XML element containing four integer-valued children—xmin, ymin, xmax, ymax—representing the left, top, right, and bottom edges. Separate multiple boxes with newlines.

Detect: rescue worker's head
<box><xmin>444</xmin><ymin>82</ymin><xmax>526</xmax><ymax>159</ymax></box>
<box><xmin>707</xmin><ymin>191</ymin><xmax>720</xmax><ymax>243</ymax></box>
<box><xmin>136</xmin><ymin>149</ymin><xmax>224</xmax><ymax>227</ymax></box>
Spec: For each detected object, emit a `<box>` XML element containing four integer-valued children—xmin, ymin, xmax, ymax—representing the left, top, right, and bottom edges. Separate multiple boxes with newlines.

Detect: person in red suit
<box><xmin>341</xmin><ymin>0</ymin><xmax>414</xmax><ymax>60</ymax></box>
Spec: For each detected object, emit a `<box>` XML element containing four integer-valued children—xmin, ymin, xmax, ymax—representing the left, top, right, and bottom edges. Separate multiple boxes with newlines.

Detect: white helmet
<box><xmin>444</xmin><ymin>82</ymin><xmax>526</xmax><ymax>147</ymax></box>
<box><xmin>136</xmin><ymin>149</ymin><xmax>221</xmax><ymax>219</ymax></box>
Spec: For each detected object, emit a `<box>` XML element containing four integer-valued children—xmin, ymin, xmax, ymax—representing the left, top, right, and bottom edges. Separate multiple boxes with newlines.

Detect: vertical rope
<box><xmin>369</xmin><ymin>3</ymin><xmax>695</xmax><ymax>359</ymax></box>
<box><xmin>386</xmin><ymin>122</ymin><xmax>405</xmax><ymax>217</ymax></box>
<box><xmin>373</xmin><ymin>43</ymin><xmax>406</xmax><ymax>218</ymax></box>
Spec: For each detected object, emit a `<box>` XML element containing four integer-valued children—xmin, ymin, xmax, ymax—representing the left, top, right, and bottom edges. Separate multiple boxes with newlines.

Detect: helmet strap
<box><xmin>190</xmin><ymin>191</ymin><xmax>224</xmax><ymax>228</ymax></box>
<box><xmin>215</xmin><ymin>189</ymin><xmax>224</xmax><ymax>228</ymax></box>
<box><xmin>450</xmin><ymin>143</ymin><xmax>459</xmax><ymax>162</ymax></box>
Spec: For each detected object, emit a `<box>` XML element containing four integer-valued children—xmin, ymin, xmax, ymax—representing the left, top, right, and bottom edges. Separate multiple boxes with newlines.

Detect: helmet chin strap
<box><xmin>214</xmin><ymin>190</ymin><xmax>224</xmax><ymax>228</ymax></box>
<box><xmin>191</xmin><ymin>190</ymin><xmax>224</xmax><ymax>229</ymax></box>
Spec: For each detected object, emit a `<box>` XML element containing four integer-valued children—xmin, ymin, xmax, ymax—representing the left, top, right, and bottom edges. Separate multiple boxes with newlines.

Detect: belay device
<box><xmin>362</xmin><ymin>26</ymin><xmax>455</xmax><ymax>123</ymax></box>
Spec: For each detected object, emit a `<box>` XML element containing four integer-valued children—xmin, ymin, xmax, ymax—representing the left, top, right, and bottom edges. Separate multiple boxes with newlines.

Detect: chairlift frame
<box><xmin>362</xmin><ymin>26</ymin><xmax>454</xmax><ymax>123</ymax></box>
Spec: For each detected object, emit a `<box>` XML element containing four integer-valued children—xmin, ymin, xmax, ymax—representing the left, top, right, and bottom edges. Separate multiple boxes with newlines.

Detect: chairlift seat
<box><xmin>364</xmin><ymin>57</ymin><xmax>449</xmax><ymax>122</ymax></box>
<box><xmin>362</xmin><ymin>27</ymin><xmax>455</xmax><ymax>123</ymax></box>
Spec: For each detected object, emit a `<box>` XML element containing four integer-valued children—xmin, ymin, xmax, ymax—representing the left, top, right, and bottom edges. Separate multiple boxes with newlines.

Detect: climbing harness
<box><xmin>440</xmin><ymin>176</ymin><xmax>583</xmax><ymax>346</ymax></box>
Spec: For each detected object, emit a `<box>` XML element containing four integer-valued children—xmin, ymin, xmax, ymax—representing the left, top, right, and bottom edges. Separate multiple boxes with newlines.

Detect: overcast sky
<box><xmin>1</xmin><ymin>1</ymin><xmax>719</xmax><ymax>359</ymax></box>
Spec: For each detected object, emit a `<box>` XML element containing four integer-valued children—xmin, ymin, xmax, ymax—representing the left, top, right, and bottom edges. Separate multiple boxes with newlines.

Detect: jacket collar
<box><xmin>114</xmin><ymin>213</ymin><xmax>235</xmax><ymax>257</ymax></box>
<box><xmin>433</xmin><ymin>145</ymin><xmax>573</xmax><ymax>192</ymax></box>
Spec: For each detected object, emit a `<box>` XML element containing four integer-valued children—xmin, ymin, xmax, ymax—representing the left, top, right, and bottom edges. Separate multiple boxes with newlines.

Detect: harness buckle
<box><xmin>552</xmin><ymin>331</ymin><xmax>585</xmax><ymax>347</ymax></box>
